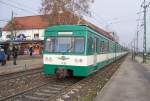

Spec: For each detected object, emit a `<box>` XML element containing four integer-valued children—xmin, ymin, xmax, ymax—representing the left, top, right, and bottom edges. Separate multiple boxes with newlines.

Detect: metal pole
<box><xmin>143</xmin><ymin>0</ymin><xmax>147</xmax><ymax>63</ymax></box>
<box><xmin>10</xmin><ymin>11</ymin><xmax>14</xmax><ymax>49</ymax></box>
<box><xmin>136</xmin><ymin>31</ymin><xmax>139</xmax><ymax>55</ymax></box>
<box><xmin>134</xmin><ymin>39</ymin><xmax>136</xmax><ymax>60</ymax></box>
<box><xmin>131</xmin><ymin>41</ymin><xmax>134</xmax><ymax>60</ymax></box>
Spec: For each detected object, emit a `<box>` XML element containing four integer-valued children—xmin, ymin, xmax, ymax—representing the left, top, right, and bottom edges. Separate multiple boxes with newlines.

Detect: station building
<box><xmin>1</xmin><ymin>12</ymin><xmax>114</xmax><ymax>55</ymax></box>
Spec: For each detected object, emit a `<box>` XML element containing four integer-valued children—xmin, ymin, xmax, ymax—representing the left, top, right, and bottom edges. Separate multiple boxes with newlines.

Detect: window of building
<box><xmin>34</xmin><ymin>33</ymin><xmax>39</xmax><ymax>40</ymax></box>
<box><xmin>6</xmin><ymin>35</ymin><xmax>11</xmax><ymax>38</ymax></box>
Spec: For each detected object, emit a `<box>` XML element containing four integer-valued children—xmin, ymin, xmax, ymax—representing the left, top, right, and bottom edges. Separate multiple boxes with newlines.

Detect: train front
<box><xmin>43</xmin><ymin>25</ymin><xmax>87</xmax><ymax>78</ymax></box>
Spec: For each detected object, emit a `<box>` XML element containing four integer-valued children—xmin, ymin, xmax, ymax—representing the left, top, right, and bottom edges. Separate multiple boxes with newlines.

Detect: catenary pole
<box><xmin>143</xmin><ymin>0</ymin><xmax>147</xmax><ymax>63</ymax></box>
<box><xmin>136</xmin><ymin>31</ymin><xmax>139</xmax><ymax>54</ymax></box>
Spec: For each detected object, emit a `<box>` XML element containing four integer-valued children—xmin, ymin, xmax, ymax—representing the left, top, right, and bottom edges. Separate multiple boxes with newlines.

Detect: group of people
<box><xmin>24</xmin><ymin>45</ymin><xmax>41</xmax><ymax>56</ymax></box>
<box><xmin>0</xmin><ymin>45</ymin><xmax>18</xmax><ymax>66</ymax></box>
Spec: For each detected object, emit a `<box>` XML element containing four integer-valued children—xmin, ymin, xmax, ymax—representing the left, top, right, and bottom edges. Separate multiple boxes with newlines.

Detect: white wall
<box><xmin>2</xmin><ymin>29</ymin><xmax>44</xmax><ymax>41</ymax></box>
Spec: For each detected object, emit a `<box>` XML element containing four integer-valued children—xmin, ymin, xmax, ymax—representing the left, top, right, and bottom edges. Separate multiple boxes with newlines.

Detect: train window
<box><xmin>107</xmin><ymin>41</ymin><xmax>109</xmax><ymax>52</ymax></box>
<box><xmin>109</xmin><ymin>42</ymin><xmax>112</xmax><ymax>52</ymax></box>
<box><xmin>87</xmin><ymin>37</ymin><xmax>93</xmax><ymax>54</ymax></box>
<box><xmin>100</xmin><ymin>41</ymin><xmax>104</xmax><ymax>53</ymax></box>
<box><xmin>93</xmin><ymin>37</ymin><xmax>99</xmax><ymax>53</ymax></box>
<box><xmin>56</xmin><ymin>37</ymin><xmax>72</xmax><ymax>52</ymax></box>
<box><xmin>100</xmin><ymin>40</ymin><xmax>109</xmax><ymax>53</ymax></box>
<box><xmin>105</xmin><ymin>41</ymin><xmax>109</xmax><ymax>52</ymax></box>
<box><xmin>96</xmin><ymin>38</ymin><xmax>99</xmax><ymax>53</ymax></box>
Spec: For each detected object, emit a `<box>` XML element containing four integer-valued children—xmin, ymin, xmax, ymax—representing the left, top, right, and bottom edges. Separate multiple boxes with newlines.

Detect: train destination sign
<box><xmin>58</xmin><ymin>32</ymin><xmax>73</xmax><ymax>35</ymax></box>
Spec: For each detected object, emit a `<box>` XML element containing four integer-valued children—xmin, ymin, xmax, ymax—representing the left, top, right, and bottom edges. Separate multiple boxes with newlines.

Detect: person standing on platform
<box><xmin>29</xmin><ymin>46</ymin><xmax>33</xmax><ymax>56</ymax></box>
<box><xmin>0</xmin><ymin>47</ymin><xmax>6</xmax><ymax>65</ymax></box>
<box><xmin>12</xmin><ymin>45</ymin><xmax>18</xmax><ymax>65</ymax></box>
<box><xmin>6</xmin><ymin>47</ymin><xmax>11</xmax><ymax>61</ymax></box>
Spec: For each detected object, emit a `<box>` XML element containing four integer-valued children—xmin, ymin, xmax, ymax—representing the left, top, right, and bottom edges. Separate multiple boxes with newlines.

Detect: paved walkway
<box><xmin>0</xmin><ymin>55</ymin><xmax>42</xmax><ymax>75</ymax></box>
<box><xmin>94</xmin><ymin>56</ymin><xmax>150</xmax><ymax>101</ymax></box>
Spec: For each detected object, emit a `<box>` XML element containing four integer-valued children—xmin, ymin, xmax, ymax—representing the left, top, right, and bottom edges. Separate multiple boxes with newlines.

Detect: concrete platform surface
<box><xmin>0</xmin><ymin>56</ymin><xmax>42</xmax><ymax>75</ymax></box>
<box><xmin>94</xmin><ymin>56</ymin><xmax>150</xmax><ymax>101</ymax></box>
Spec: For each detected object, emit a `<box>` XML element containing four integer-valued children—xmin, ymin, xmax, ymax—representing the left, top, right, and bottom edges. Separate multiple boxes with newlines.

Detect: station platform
<box><xmin>0</xmin><ymin>55</ymin><xmax>42</xmax><ymax>75</ymax></box>
<box><xmin>94</xmin><ymin>55</ymin><xmax>150</xmax><ymax>101</ymax></box>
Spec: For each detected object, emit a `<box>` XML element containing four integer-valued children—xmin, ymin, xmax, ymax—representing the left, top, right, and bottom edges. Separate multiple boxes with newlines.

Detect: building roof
<box><xmin>3</xmin><ymin>12</ymin><xmax>114</xmax><ymax>40</ymax></box>
<box><xmin>3</xmin><ymin>15</ymin><xmax>50</xmax><ymax>31</ymax></box>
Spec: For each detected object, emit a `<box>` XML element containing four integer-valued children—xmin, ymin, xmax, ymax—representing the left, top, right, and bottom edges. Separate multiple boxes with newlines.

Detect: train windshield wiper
<box><xmin>66</xmin><ymin>45</ymin><xmax>73</xmax><ymax>52</ymax></box>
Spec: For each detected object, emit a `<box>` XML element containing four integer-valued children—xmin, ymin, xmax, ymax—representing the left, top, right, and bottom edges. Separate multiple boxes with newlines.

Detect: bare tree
<box><xmin>40</xmin><ymin>0</ymin><xmax>94</xmax><ymax>18</ymax></box>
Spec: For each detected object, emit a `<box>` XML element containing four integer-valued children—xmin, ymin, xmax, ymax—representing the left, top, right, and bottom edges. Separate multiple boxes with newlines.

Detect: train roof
<box><xmin>46</xmin><ymin>24</ymin><xmax>86</xmax><ymax>31</ymax></box>
<box><xmin>45</xmin><ymin>24</ymin><xmax>114</xmax><ymax>41</ymax></box>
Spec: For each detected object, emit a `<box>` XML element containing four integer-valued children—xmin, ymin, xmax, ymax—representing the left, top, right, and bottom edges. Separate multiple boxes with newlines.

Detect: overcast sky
<box><xmin>0</xmin><ymin>0</ymin><xmax>150</xmax><ymax>51</ymax></box>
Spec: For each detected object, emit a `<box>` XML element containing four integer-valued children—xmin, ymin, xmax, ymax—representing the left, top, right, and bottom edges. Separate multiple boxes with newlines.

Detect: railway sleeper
<box><xmin>51</xmin><ymin>84</ymin><xmax>67</xmax><ymax>88</ymax></box>
<box><xmin>34</xmin><ymin>92</ymin><xmax>53</xmax><ymax>97</ymax></box>
<box><xmin>24</xmin><ymin>95</ymin><xmax>48</xmax><ymax>101</ymax></box>
<box><xmin>46</xmin><ymin>86</ymin><xmax>62</xmax><ymax>90</ymax></box>
<box><xmin>40</xmin><ymin>89</ymin><xmax>59</xmax><ymax>94</ymax></box>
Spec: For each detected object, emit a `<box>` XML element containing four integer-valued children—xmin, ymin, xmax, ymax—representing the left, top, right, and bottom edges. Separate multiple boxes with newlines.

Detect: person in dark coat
<box><xmin>29</xmin><ymin>46</ymin><xmax>33</xmax><ymax>56</ymax></box>
<box><xmin>6</xmin><ymin>47</ymin><xmax>11</xmax><ymax>61</ymax></box>
<box><xmin>0</xmin><ymin>47</ymin><xmax>6</xmax><ymax>65</ymax></box>
<box><xmin>12</xmin><ymin>45</ymin><xmax>18</xmax><ymax>65</ymax></box>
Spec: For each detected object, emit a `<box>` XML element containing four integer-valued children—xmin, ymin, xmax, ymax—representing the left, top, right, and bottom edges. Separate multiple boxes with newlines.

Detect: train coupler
<box><xmin>56</xmin><ymin>68</ymin><xmax>68</xmax><ymax>79</ymax></box>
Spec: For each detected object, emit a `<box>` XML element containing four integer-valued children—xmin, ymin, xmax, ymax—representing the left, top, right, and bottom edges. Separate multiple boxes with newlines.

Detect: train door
<box><xmin>93</xmin><ymin>37</ymin><xmax>97</xmax><ymax>66</ymax></box>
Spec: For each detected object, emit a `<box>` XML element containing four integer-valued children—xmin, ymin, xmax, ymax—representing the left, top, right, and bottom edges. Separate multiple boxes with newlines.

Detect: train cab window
<box><xmin>45</xmin><ymin>38</ymin><xmax>55</xmax><ymax>52</ymax></box>
<box><xmin>45</xmin><ymin>37</ymin><xmax>85</xmax><ymax>53</ymax></box>
<box><xmin>74</xmin><ymin>38</ymin><xmax>85</xmax><ymax>53</ymax></box>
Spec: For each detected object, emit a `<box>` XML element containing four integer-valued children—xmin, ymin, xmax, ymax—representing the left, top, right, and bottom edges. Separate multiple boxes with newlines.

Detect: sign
<box><xmin>15</xmin><ymin>33</ymin><xmax>26</xmax><ymax>41</ymax></box>
<box><xmin>58</xmin><ymin>56</ymin><xmax>69</xmax><ymax>61</ymax></box>
<box><xmin>58</xmin><ymin>32</ymin><xmax>73</xmax><ymax>35</ymax></box>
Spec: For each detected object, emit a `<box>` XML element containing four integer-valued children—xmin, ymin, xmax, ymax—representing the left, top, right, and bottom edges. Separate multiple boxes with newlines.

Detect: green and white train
<box><xmin>43</xmin><ymin>25</ymin><xmax>127</xmax><ymax>78</ymax></box>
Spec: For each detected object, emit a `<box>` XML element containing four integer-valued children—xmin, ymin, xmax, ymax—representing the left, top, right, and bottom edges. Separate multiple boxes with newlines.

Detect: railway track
<box><xmin>1</xmin><ymin>77</ymin><xmax>81</xmax><ymax>101</ymax></box>
<box><xmin>0</xmin><ymin>67</ymin><xmax>82</xmax><ymax>101</ymax></box>
<box><xmin>51</xmin><ymin>56</ymin><xmax>127</xmax><ymax>101</ymax></box>
<box><xmin>0</xmin><ymin>56</ymin><xmax>126</xmax><ymax>101</ymax></box>
<box><xmin>0</xmin><ymin>68</ymin><xmax>46</xmax><ymax>100</ymax></box>
<box><xmin>0</xmin><ymin>68</ymin><xmax>42</xmax><ymax>81</ymax></box>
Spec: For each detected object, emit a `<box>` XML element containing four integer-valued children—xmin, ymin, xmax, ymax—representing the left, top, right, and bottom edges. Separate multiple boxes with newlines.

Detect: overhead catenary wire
<box><xmin>0</xmin><ymin>0</ymin><xmax>38</xmax><ymax>15</ymax></box>
<box><xmin>5</xmin><ymin>0</ymin><xmax>38</xmax><ymax>12</ymax></box>
<box><xmin>0</xmin><ymin>19</ymin><xmax>9</xmax><ymax>22</ymax></box>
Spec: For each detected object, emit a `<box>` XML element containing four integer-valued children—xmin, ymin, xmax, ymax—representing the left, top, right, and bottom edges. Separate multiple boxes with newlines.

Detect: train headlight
<box><xmin>45</xmin><ymin>57</ymin><xmax>52</xmax><ymax>62</ymax></box>
<box><xmin>49</xmin><ymin>57</ymin><xmax>52</xmax><ymax>61</ymax></box>
<box><xmin>79</xmin><ymin>59</ymin><xmax>83</xmax><ymax>62</ymax></box>
<box><xmin>75</xmin><ymin>58</ymin><xmax>78</xmax><ymax>62</ymax></box>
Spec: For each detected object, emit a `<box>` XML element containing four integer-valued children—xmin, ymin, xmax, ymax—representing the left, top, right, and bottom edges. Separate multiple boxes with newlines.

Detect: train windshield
<box><xmin>45</xmin><ymin>37</ymin><xmax>85</xmax><ymax>53</ymax></box>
